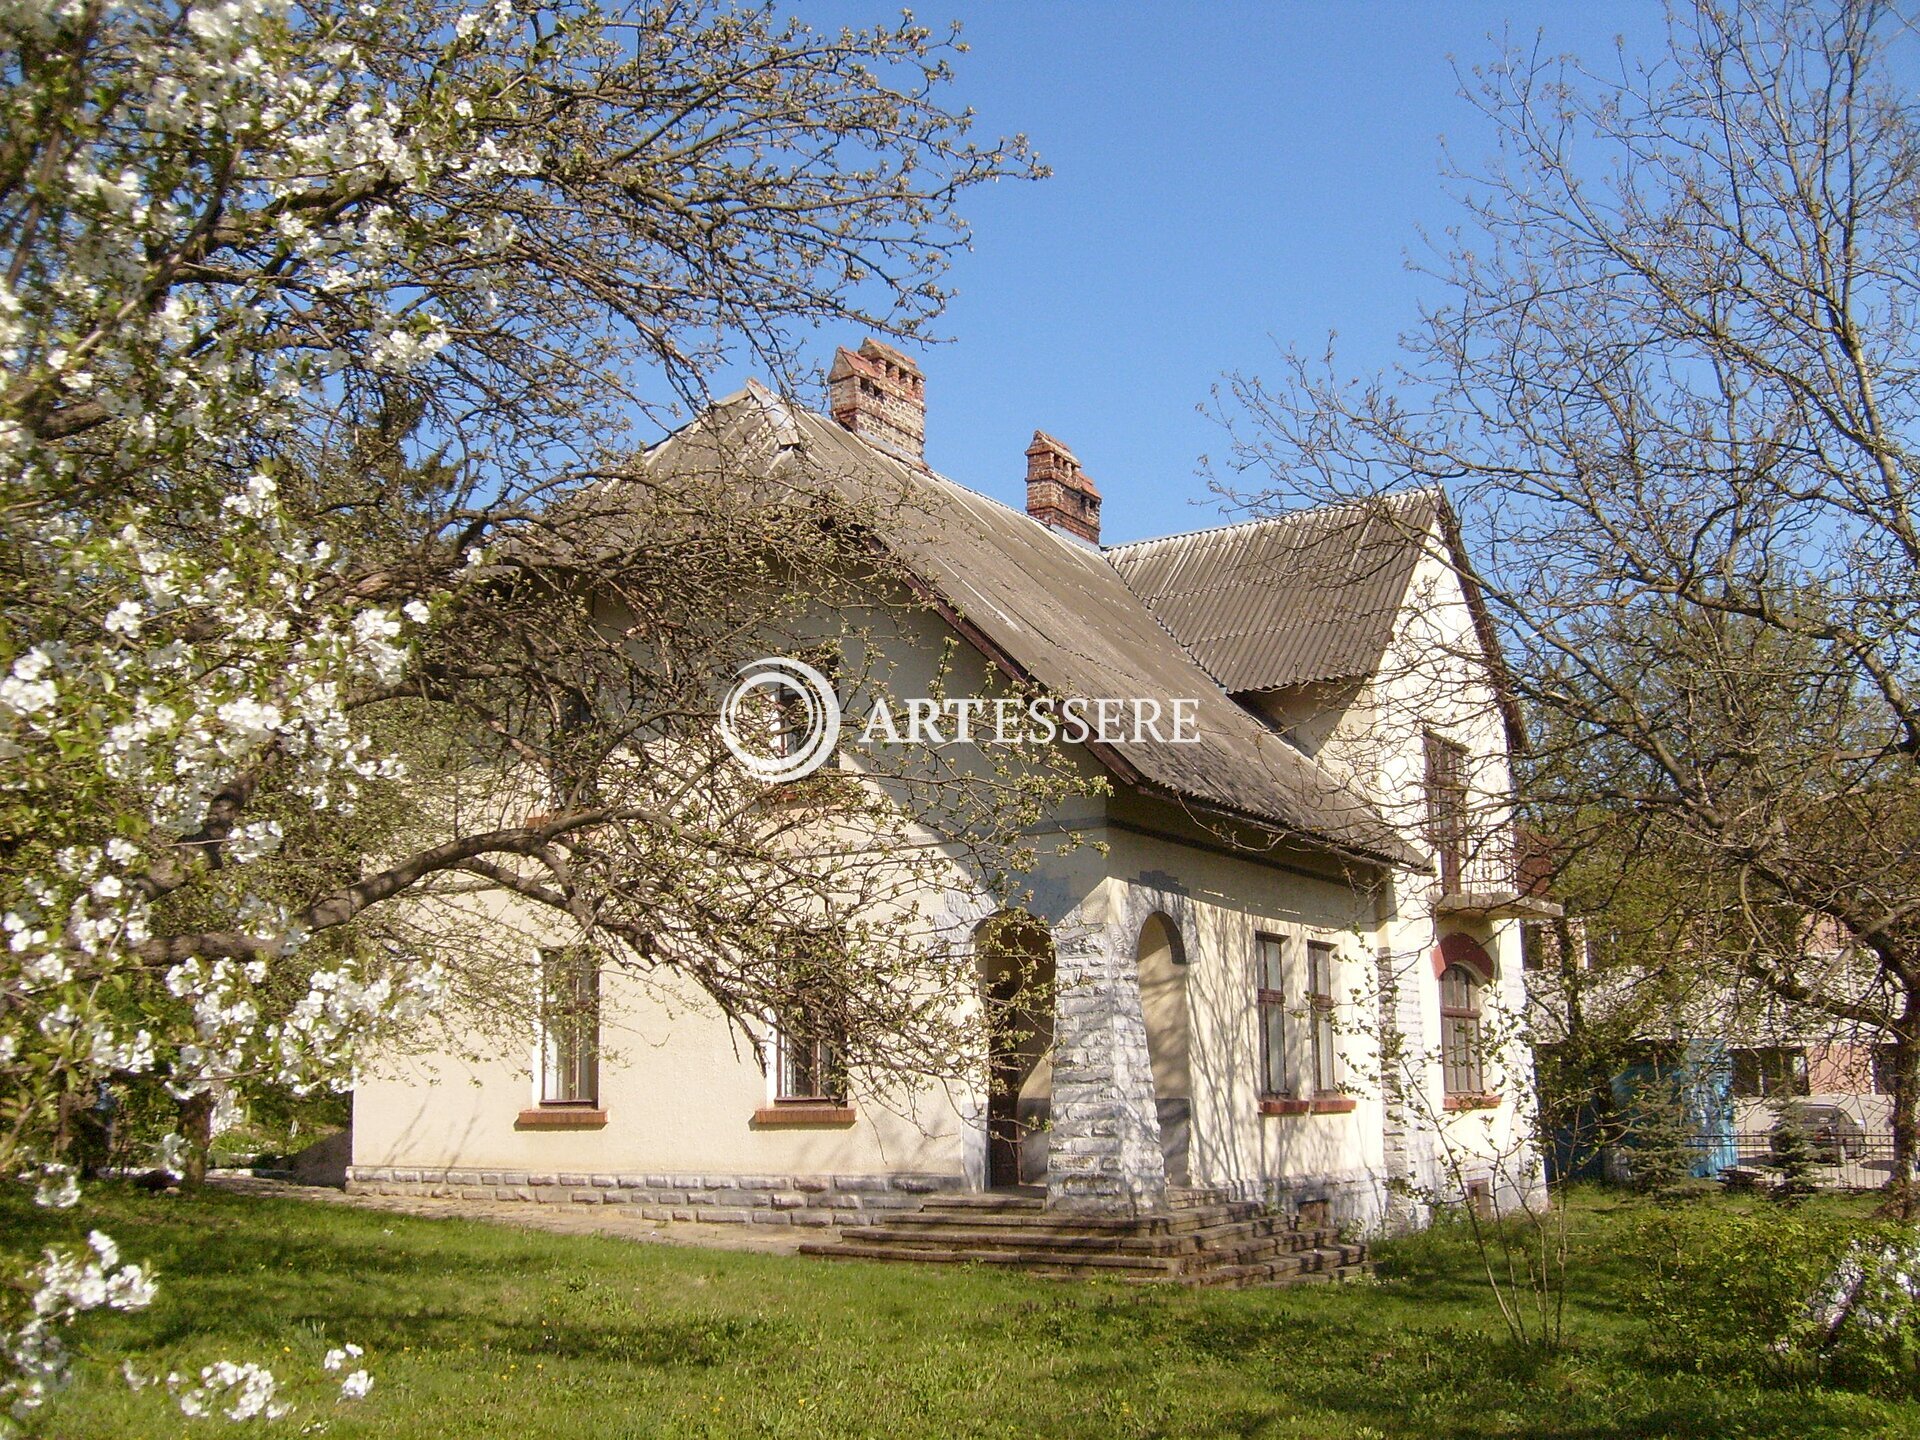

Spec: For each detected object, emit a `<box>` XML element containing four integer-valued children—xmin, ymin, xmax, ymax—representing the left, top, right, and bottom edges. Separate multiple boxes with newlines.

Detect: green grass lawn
<box><xmin>9</xmin><ymin>1184</ymin><xmax>1920</xmax><ymax>1439</ymax></box>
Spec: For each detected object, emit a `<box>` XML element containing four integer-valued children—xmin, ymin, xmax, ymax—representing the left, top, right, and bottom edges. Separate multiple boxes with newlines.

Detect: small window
<box><xmin>772</xmin><ymin>646</ymin><xmax>840</xmax><ymax>765</ymax></box>
<box><xmin>1256</xmin><ymin>932</ymin><xmax>1288</xmax><ymax>1097</ymax></box>
<box><xmin>1730</xmin><ymin>1046</ymin><xmax>1809</xmax><ymax>1099</ymax></box>
<box><xmin>1307</xmin><ymin>941</ymin><xmax>1339</xmax><ymax>1095</ymax></box>
<box><xmin>773</xmin><ymin>930</ymin><xmax>848</xmax><ymax>1103</ymax></box>
<box><xmin>1583</xmin><ymin>927</ymin><xmax>1620</xmax><ymax>969</ymax></box>
<box><xmin>1874</xmin><ymin>1045</ymin><xmax>1900</xmax><ymax>1096</ymax></box>
<box><xmin>540</xmin><ymin>948</ymin><xmax>599</xmax><ymax>1105</ymax></box>
<box><xmin>1520</xmin><ymin>921</ymin><xmax>1551</xmax><ymax>972</ymax></box>
<box><xmin>1440</xmin><ymin>962</ymin><xmax>1485</xmax><ymax>1095</ymax></box>
<box><xmin>776</xmin><ymin>1025</ymin><xmax>844</xmax><ymax>1103</ymax></box>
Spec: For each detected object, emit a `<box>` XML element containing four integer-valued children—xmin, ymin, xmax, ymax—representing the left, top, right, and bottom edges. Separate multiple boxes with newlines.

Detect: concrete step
<box><xmin>798</xmin><ymin>1240</ymin><xmax>1183</xmax><ymax>1277</ymax></box>
<box><xmin>1183</xmin><ymin>1249</ymin><xmax>1372</xmax><ymax>1286</ymax></box>
<box><xmin>858</xmin><ymin>1217</ymin><xmax>1337</xmax><ymax>1258</ymax></box>
<box><xmin>917</xmin><ymin>1192</ymin><xmax>1045</xmax><ymax>1212</ymax></box>
<box><xmin>798</xmin><ymin>1196</ymin><xmax>1368</xmax><ymax>1290</ymax></box>
<box><xmin>852</xmin><ymin>1225</ymin><xmax>1204</xmax><ymax>1257</ymax></box>
<box><xmin>909</xmin><ymin>1199</ymin><xmax>1268</xmax><ymax>1235</ymax></box>
<box><xmin>897</xmin><ymin>1210</ymin><xmax>1337</xmax><ymax>1243</ymax></box>
<box><xmin>878</xmin><ymin>1212</ymin><xmax>1294</xmax><ymax>1244</ymax></box>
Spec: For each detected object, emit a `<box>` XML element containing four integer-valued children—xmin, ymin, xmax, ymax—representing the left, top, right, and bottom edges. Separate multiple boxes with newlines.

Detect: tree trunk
<box><xmin>176</xmin><ymin>1090</ymin><xmax>214</xmax><ymax>1192</ymax></box>
<box><xmin>1882</xmin><ymin>1013</ymin><xmax>1919</xmax><ymax>1220</ymax></box>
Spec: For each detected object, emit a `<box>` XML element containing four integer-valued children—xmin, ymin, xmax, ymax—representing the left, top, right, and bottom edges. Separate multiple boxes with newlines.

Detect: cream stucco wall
<box><xmin>354</xmin><ymin>513</ymin><xmax>1543</xmax><ymax>1229</ymax></box>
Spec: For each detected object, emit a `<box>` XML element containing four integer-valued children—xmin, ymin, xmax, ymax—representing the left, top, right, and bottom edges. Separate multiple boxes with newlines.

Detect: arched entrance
<box><xmin>1136</xmin><ymin>912</ymin><xmax>1193</xmax><ymax>1185</ymax></box>
<box><xmin>976</xmin><ymin>912</ymin><xmax>1054</xmax><ymax>1190</ymax></box>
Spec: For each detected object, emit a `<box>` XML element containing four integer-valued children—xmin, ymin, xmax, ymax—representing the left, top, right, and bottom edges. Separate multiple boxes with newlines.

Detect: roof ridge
<box><xmin>1106</xmin><ymin>487</ymin><xmax>1442</xmax><ymax>556</ymax></box>
<box><xmin>629</xmin><ymin>382</ymin><xmax>1422</xmax><ymax>867</ymax></box>
<box><xmin>783</xmin><ymin>400</ymin><xmax>1115</xmax><ymax>566</ymax></box>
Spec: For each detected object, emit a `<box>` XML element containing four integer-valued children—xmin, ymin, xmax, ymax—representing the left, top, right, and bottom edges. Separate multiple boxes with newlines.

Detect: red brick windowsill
<box><xmin>1444</xmin><ymin>1092</ymin><xmax>1502</xmax><ymax>1112</ymax></box>
<box><xmin>516</xmin><ymin>1106</ymin><xmax>608</xmax><ymax>1129</ymax></box>
<box><xmin>1259</xmin><ymin>1095</ymin><xmax>1358</xmax><ymax>1117</ymax></box>
<box><xmin>752</xmin><ymin>1104</ymin><xmax>856</xmax><ymax>1128</ymax></box>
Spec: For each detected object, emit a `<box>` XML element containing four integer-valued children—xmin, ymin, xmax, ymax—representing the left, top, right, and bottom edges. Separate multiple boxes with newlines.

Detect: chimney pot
<box><xmin>1024</xmin><ymin>430</ymin><xmax>1101</xmax><ymax>545</ymax></box>
<box><xmin>827</xmin><ymin>338</ymin><xmax>926</xmax><ymax>466</ymax></box>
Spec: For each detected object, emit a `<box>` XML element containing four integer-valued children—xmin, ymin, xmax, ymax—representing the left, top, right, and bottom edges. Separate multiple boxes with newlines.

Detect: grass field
<box><xmin>8</xmin><ymin>1184</ymin><xmax>1920</xmax><ymax>1439</ymax></box>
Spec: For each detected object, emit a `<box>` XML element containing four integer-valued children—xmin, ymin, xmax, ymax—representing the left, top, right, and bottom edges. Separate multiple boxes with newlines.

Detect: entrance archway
<box><xmin>1136</xmin><ymin>912</ymin><xmax>1193</xmax><ymax>1185</ymax></box>
<box><xmin>976</xmin><ymin>912</ymin><xmax>1054</xmax><ymax>1189</ymax></box>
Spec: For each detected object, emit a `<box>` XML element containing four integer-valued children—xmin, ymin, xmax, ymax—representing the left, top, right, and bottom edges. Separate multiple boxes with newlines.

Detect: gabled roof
<box><xmin>1107</xmin><ymin>492</ymin><xmax>1442</xmax><ymax>694</ymax></box>
<box><xmin>630</xmin><ymin>387</ymin><xmax>1423</xmax><ymax>870</ymax></box>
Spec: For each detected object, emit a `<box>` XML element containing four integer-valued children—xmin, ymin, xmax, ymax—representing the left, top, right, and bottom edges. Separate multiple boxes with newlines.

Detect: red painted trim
<box><xmin>1434</xmin><ymin>931</ymin><xmax>1496</xmax><ymax>980</ymax></box>
<box><xmin>1444</xmin><ymin>1092</ymin><xmax>1502</xmax><ymax>1112</ymax></box>
<box><xmin>752</xmin><ymin>1104</ymin><xmax>856</xmax><ymax>1127</ymax></box>
<box><xmin>1259</xmin><ymin>1095</ymin><xmax>1358</xmax><ymax>1117</ymax></box>
<box><xmin>515</xmin><ymin>1107</ymin><xmax>607</xmax><ymax>1129</ymax></box>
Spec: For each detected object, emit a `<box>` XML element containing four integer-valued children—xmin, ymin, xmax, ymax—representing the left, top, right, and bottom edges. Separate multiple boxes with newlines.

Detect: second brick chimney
<box><xmin>1024</xmin><ymin>431</ymin><xmax>1101</xmax><ymax>545</ymax></box>
<box><xmin>828</xmin><ymin>338</ymin><xmax>925</xmax><ymax>467</ymax></box>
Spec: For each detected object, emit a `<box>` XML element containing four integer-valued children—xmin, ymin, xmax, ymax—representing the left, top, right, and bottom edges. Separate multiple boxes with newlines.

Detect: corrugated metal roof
<box><xmin>628</xmin><ymin>388</ymin><xmax>1421</xmax><ymax>869</ymax></box>
<box><xmin>1106</xmin><ymin>493</ymin><xmax>1441</xmax><ymax>695</ymax></box>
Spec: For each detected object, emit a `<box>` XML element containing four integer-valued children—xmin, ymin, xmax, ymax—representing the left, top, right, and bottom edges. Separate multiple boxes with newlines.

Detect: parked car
<box><xmin>1769</xmin><ymin>1103</ymin><xmax>1867</xmax><ymax>1163</ymax></box>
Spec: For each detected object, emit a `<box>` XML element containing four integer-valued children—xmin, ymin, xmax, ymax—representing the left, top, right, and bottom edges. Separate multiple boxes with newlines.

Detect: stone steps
<box><xmin>856</xmin><ymin>1218</ymin><xmax>1341</xmax><ymax>1258</ymax></box>
<box><xmin>908</xmin><ymin>1195</ymin><xmax>1270</xmax><ymax>1235</ymax></box>
<box><xmin>798</xmin><ymin>1195</ymin><xmax>1370</xmax><ymax>1289</ymax></box>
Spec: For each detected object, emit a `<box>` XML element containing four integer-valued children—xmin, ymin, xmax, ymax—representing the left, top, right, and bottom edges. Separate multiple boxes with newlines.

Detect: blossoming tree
<box><xmin>0</xmin><ymin>0</ymin><xmax>1042</xmax><ymax>1425</ymax></box>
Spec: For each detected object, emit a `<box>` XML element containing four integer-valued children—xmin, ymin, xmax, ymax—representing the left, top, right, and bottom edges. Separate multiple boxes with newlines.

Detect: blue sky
<box><xmin>740</xmin><ymin>4</ymin><xmax>1678</xmax><ymax>544</ymax></box>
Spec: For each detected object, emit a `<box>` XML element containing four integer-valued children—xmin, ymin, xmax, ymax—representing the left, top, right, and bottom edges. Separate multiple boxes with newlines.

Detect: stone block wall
<box><xmin>345</xmin><ymin>1166</ymin><xmax>961</xmax><ymax>1226</ymax></box>
<box><xmin>1046</xmin><ymin>920</ymin><xmax>1168</xmax><ymax>1213</ymax></box>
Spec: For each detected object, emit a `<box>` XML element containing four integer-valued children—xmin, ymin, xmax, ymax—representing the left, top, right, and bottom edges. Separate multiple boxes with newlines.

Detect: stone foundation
<box><xmin>345</xmin><ymin>1166</ymin><xmax>962</xmax><ymax>1226</ymax></box>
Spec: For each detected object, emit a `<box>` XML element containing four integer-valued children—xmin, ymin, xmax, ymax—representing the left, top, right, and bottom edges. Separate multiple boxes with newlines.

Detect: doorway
<box><xmin>976</xmin><ymin>912</ymin><xmax>1055</xmax><ymax>1189</ymax></box>
<box><xmin>1137</xmin><ymin>912</ymin><xmax>1192</xmax><ymax>1186</ymax></box>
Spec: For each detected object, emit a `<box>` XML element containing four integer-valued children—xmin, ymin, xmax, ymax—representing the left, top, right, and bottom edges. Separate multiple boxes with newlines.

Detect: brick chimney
<box><xmin>827</xmin><ymin>338</ymin><xmax>925</xmax><ymax>466</ymax></box>
<box><xmin>1024</xmin><ymin>431</ymin><xmax>1101</xmax><ymax>545</ymax></box>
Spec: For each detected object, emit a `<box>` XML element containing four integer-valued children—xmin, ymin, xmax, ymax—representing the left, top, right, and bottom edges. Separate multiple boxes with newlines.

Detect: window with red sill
<box><xmin>1255</xmin><ymin>931</ymin><xmax>1288</xmax><ymax>1101</ymax></box>
<box><xmin>539</xmin><ymin>946</ymin><xmax>599</xmax><ymax>1107</ymax></box>
<box><xmin>767</xmin><ymin>927</ymin><xmax>850</xmax><ymax>1115</ymax></box>
<box><xmin>1255</xmin><ymin>932</ymin><xmax>1354</xmax><ymax>1115</ymax></box>
<box><xmin>1440</xmin><ymin>961</ymin><xmax>1487</xmax><ymax>1098</ymax></box>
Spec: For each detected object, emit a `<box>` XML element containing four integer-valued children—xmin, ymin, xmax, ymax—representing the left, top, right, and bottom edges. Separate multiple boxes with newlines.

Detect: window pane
<box><xmin>1308</xmin><ymin>941</ymin><xmax>1332</xmax><ymax>1000</ymax></box>
<box><xmin>1441</xmin><ymin>963</ymin><xmax>1479</xmax><ymax>1013</ymax></box>
<box><xmin>778</xmin><ymin>1027</ymin><xmax>845</xmax><ymax>1101</ymax></box>
<box><xmin>1313</xmin><ymin>1007</ymin><xmax>1337</xmax><ymax>1093</ymax></box>
<box><xmin>540</xmin><ymin>948</ymin><xmax>598</xmax><ymax>1104</ymax></box>
<box><xmin>1442</xmin><ymin>1013</ymin><xmax>1483</xmax><ymax>1094</ymax></box>
<box><xmin>1257</xmin><ymin>934</ymin><xmax>1285</xmax><ymax>992</ymax></box>
<box><xmin>774</xmin><ymin>928</ymin><xmax>848</xmax><ymax>1101</ymax></box>
<box><xmin>1875</xmin><ymin>1045</ymin><xmax>1898</xmax><ymax>1096</ymax></box>
<box><xmin>1261</xmin><ymin>1002</ymin><xmax>1287</xmax><ymax>1095</ymax></box>
<box><xmin>1424</xmin><ymin>732</ymin><xmax>1470</xmax><ymax>888</ymax></box>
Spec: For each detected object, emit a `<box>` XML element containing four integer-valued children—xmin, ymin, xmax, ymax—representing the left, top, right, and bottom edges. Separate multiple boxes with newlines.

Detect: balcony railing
<box><xmin>1433</xmin><ymin>841</ymin><xmax>1561</xmax><ymax>921</ymax></box>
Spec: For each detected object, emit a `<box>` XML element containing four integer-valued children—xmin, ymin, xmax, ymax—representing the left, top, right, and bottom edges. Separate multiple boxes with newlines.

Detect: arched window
<box><xmin>1440</xmin><ymin>963</ymin><xmax>1486</xmax><ymax>1096</ymax></box>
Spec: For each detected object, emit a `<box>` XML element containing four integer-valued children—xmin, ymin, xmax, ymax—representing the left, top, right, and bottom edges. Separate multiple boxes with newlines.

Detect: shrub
<box><xmin>1768</xmin><ymin>1112</ymin><xmax>1821</xmax><ymax>1203</ymax></box>
<box><xmin>1614</xmin><ymin>1067</ymin><xmax>1711</xmax><ymax>1199</ymax></box>
<box><xmin>1631</xmin><ymin>1204</ymin><xmax>1920</xmax><ymax>1391</ymax></box>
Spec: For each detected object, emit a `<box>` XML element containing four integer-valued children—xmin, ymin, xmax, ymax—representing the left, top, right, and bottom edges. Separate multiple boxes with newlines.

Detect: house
<box><xmin>351</xmin><ymin>339</ymin><xmax>1547</xmax><ymax>1232</ymax></box>
<box><xmin>1526</xmin><ymin>917</ymin><xmax>1896</xmax><ymax>1185</ymax></box>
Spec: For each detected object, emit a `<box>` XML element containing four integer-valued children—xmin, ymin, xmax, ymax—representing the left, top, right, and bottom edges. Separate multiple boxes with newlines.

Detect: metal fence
<box><xmin>1696</xmin><ymin>1128</ymin><xmax>1896</xmax><ymax>1192</ymax></box>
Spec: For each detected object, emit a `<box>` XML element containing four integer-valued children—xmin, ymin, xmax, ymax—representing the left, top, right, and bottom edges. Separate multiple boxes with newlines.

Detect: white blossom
<box><xmin>102</xmin><ymin>599</ymin><xmax>144</xmax><ymax>639</ymax></box>
<box><xmin>32</xmin><ymin>1165</ymin><xmax>79</xmax><ymax>1210</ymax></box>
